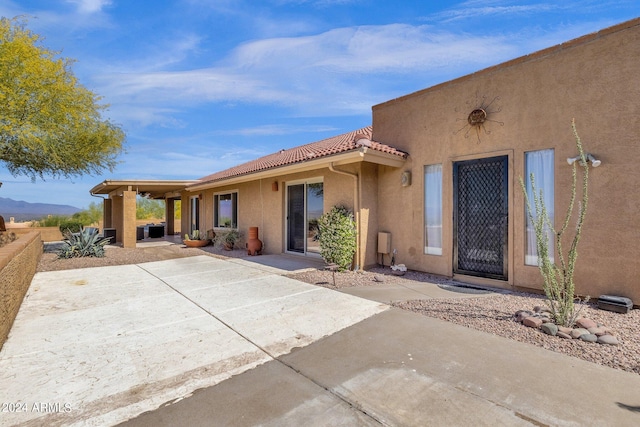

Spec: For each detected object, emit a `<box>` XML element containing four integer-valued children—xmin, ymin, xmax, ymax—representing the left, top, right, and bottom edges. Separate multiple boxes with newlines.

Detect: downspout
<box><xmin>329</xmin><ymin>162</ymin><xmax>361</xmax><ymax>270</ymax></box>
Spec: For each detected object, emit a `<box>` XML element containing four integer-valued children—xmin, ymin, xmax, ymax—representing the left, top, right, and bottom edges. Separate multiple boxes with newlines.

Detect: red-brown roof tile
<box><xmin>194</xmin><ymin>126</ymin><xmax>407</xmax><ymax>185</ymax></box>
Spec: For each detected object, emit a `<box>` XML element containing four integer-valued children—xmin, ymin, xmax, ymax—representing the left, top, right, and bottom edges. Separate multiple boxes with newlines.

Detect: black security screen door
<box><xmin>287</xmin><ymin>184</ymin><xmax>305</xmax><ymax>253</ymax></box>
<box><xmin>453</xmin><ymin>156</ymin><xmax>508</xmax><ymax>280</ymax></box>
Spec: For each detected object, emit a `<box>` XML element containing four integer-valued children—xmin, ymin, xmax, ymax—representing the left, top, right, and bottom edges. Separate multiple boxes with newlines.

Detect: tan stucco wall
<box><xmin>122</xmin><ymin>190</ymin><xmax>137</xmax><ymax>248</ymax></box>
<box><xmin>372</xmin><ymin>19</ymin><xmax>640</xmax><ymax>301</ymax></box>
<box><xmin>184</xmin><ymin>164</ymin><xmax>363</xmax><ymax>260</ymax></box>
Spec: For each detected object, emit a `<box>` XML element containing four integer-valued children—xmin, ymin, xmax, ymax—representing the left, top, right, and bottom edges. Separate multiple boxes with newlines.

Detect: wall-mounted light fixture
<box><xmin>272</xmin><ymin>181</ymin><xmax>279</xmax><ymax>192</ymax></box>
<box><xmin>401</xmin><ymin>171</ymin><xmax>412</xmax><ymax>187</ymax></box>
<box><xmin>587</xmin><ymin>153</ymin><xmax>601</xmax><ymax>167</ymax></box>
<box><xmin>567</xmin><ymin>153</ymin><xmax>601</xmax><ymax>167</ymax></box>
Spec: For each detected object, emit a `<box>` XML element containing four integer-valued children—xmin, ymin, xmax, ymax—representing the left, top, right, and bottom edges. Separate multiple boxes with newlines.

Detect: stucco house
<box><xmin>91</xmin><ymin>18</ymin><xmax>640</xmax><ymax>303</ymax></box>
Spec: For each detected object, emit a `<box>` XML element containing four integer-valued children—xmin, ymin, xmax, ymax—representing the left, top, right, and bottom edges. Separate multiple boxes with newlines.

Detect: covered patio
<box><xmin>89</xmin><ymin>179</ymin><xmax>198</xmax><ymax>248</ymax></box>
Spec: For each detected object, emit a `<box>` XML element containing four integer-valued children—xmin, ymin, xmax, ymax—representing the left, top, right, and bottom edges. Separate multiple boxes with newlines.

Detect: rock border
<box><xmin>515</xmin><ymin>306</ymin><xmax>619</xmax><ymax>345</ymax></box>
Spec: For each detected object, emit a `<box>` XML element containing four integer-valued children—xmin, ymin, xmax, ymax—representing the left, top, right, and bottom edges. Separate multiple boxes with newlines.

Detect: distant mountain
<box><xmin>0</xmin><ymin>197</ymin><xmax>81</xmax><ymax>222</ymax></box>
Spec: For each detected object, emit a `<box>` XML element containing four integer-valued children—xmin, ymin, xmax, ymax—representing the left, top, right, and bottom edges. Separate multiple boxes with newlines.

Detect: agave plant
<box><xmin>58</xmin><ymin>229</ymin><xmax>112</xmax><ymax>258</ymax></box>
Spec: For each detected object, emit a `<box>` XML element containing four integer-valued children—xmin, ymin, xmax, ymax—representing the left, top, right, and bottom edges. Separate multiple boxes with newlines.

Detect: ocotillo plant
<box><xmin>519</xmin><ymin>119</ymin><xmax>590</xmax><ymax>327</ymax></box>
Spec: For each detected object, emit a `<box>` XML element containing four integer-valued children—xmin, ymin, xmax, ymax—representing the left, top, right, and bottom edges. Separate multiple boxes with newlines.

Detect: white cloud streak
<box><xmin>66</xmin><ymin>0</ymin><xmax>112</xmax><ymax>14</ymax></box>
<box><xmin>95</xmin><ymin>23</ymin><xmax>523</xmax><ymax>125</ymax></box>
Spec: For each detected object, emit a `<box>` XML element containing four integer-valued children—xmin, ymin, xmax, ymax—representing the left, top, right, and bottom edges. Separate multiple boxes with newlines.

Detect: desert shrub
<box><xmin>37</xmin><ymin>215</ymin><xmax>71</xmax><ymax>227</ymax></box>
<box><xmin>317</xmin><ymin>206</ymin><xmax>357</xmax><ymax>271</ymax></box>
<box><xmin>58</xmin><ymin>221</ymin><xmax>83</xmax><ymax>234</ymax></box>
<box><xmin>58</xmin><ymin>229</ymin><xmax>112</xmax><ymax>258</ymax></box>
<box><xmin>212</xmin><ymin>229</ymin><xmax>242</xmax><ymax>249</ymax></box>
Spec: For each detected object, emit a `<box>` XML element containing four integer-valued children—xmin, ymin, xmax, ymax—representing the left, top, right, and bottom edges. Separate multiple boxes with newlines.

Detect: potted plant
<box><xmin>183</xmin><ymin>229</ymin><xmax>211</xmax><ymax>247</ymax></box>
<box><xmin>215</xmin><ymin>229</ymin><xmax>242</xmax><ymax>250</ymax></box>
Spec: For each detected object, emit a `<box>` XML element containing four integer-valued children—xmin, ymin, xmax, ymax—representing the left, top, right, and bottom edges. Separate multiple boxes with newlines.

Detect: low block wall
<box><xmin>0</xmin><ymin>231</ymin><xmax>42</xmax><ymax>351</ymax></box>
<box><xmin>8</xmin><ymin>226</ymin><xmax>63</xmax><ymax>242</ymax></box>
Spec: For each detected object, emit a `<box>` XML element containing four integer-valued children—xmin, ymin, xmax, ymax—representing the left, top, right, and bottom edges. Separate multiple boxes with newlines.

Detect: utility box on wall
<box><xmin>378</xmin><ymin>232</ymin><xmax>391</xmax><ymax>254</ymax></box>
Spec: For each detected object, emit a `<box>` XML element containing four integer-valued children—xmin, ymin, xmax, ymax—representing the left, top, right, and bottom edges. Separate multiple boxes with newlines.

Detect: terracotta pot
<box><xmin>183</xmin><ymin>239</ymin><xmax>210</xmax><ymax>248</ymax></box>
<box><xmin>246</xmin><ymin>226</ymin><xmax>262</xmax><ymax>256</ymax></box>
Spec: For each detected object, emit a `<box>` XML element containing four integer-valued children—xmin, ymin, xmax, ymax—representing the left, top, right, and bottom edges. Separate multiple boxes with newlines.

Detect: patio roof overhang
<box><xmin>186</xmin><ymin>146</ymin><xmax>406</xmax><ymax>192</ymax></box>
<box><xmin>89</xmin><ymin>179</ymin><xmax>199</xmax><ymax>199</ymax></box>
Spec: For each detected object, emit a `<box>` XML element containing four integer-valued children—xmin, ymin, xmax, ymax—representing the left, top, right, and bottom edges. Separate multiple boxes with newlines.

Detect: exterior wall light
<box><xmin>567</xmin><ymin>153</ymin><xmax>601</xmax><ymax>167</ymax></box>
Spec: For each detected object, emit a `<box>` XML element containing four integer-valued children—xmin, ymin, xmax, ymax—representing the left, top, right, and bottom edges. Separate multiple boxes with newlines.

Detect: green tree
<box><xmin>72</xmin><ymin>201</ymin><xmax>103</xmax><ymax>225</ymax></box>
<box><xmin>136</xmin><ymin>197</ymin><xmax>165</xmax><ymax>220</ymax></box>
<box><xmin>0</xmin><ymin>17</ymin><xmax>125</xmax><ymax>181</ymax></box>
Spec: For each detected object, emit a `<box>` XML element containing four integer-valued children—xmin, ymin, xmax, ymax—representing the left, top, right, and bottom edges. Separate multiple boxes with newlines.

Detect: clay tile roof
<box><xmin>194</xmin><ymin>126</ymin><xmax>407</xmax><ymax>185</ymax></box>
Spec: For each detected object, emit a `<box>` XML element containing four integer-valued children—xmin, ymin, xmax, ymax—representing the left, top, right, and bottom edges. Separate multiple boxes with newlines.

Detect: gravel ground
<box><xmin>36</xmin><ymin>241</ymin><xmax>248</xmax><ymax>272</ymax></box>
<box><xmin>37</xmin><ymin>244</ymin><xmax>640</xmax><ymax>375</ymax></box>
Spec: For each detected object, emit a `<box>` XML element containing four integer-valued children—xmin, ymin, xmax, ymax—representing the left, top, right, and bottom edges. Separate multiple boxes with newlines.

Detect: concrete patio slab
<box><xmin>125</xmin><ymin>307</ymin><xmax>640</xmax><ymax>426</ymax></box>
<box><xmin>119</xmin><ymin>358</ymin><xmax>379</xmax><ymax>427</ymax></box>
<box><xmin>153</xmin><ymin>263</ymin><xmax>269</xmax><ymax>293</ymax></box>
<box><xmin>0</xmin><ymin>255</ymin><xmax>386</xmax><ymax>426</ymax></box>
<box><xmin>278</xmin><ymin>309</ymin><xmax>640</xmax><ymax>426</ymax></box>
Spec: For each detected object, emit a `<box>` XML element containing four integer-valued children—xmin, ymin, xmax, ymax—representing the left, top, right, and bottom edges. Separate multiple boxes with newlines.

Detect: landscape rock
<box><xmin>588</xmin><ymin>326</ymin><xmax>608</xmax><ymax>336</ymax></box>
<box><xmin>575</xmin><ymin>318</ymin><xmax>597</xmax><ymax>329</ymax></box>
<box><xmin>523</xmin><ymin>317</ymin><xmax>543</xmax><ymax>328</ymax></box>
<box><xmin>597</xmin><ymin>335</ymin><xmax>619</xmax><ymax>345</ymax></box>
<box><xmin>557</xmin><ymin>332</ymin><xmax>572</xmax><ymax>339</ymax></box>
<box><xmin>570</xmin><ymin>328</ymin><xmax>590</xmax><ymax>339</ymax></box>
<box><xmin>558</xmin><ymin>326</ymin><xmax>573</xmax><ymax>335</ymax></box>
<box><xmin>580</xmin><ymin>333</ymin><xmax>598</xmax><ymax>343</ymax></box>
<box><xmin>541</xmin><ymin>323</ymin><xmax>558</xmax><ymax>336</ymax></box>
<box><xmin>515</xmin><ymin>310</ymin><xmax>534</xmax><ymax>323</ymax></box>
<box><xmin>533</xmin><ymin>306</ymin><xmax>543</xmax><ymax>313</ymax></box>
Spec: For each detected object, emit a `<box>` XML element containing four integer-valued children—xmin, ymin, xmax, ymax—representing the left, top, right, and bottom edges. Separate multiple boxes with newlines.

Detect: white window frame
<box><xmin>424</xmin><ymin>164</ymin><xmax>443</xmax><ymax>255</ymax></box>
<box><xmin>524</xmin><ymin>149</ymin><xmax>555</xmax><ymax>266</ymax></box>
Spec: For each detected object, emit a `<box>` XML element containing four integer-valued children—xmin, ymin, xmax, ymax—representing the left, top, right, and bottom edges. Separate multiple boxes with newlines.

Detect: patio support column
<box><xmin>122</xmin><ymin>190</ymin><xmax>137</xmax><ymax>248</ymax></box>
<box><xmin>180</xmin><ymin>193</ymin><xmax>189</xmax><ymax>238</ymax></box>
<box><xmin>103</xmin><ymin>198</ymin><xmax>113</xmax><ymax>228</ymax></box>
<box><xmin>165</xmin><ymin>198</ymin><xmax>175</xmax><ymax>236</ymax></box>
<box><xmin>112</xmin><ymin>195</ymin><xmax>124</xmax><ymax>244</ymax></box>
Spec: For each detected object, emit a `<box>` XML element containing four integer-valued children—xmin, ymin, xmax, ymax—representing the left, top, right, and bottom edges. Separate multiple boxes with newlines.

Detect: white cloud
<box><xmin>432</xmin><ymin>1</ymin><xmax>557</xmax><ymax>22</ymax></box>
<box><xmin>221</xmin><ymin>124</ymin><xmax>339</xmax><ymax>136</ymax></box>
<box><xmin>66</xmin><ymin>0</ymin><xmax>112</xmax><ymax>14</ymax></box>
<box><xmin>93</xmin><ymin>23</ymin><xmax>523</xmax><ymax>122</ymax></box>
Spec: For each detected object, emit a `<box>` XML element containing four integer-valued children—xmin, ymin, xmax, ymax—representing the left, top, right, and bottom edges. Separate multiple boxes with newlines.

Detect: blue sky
<box><xmin>1</xmin><ymin>0</ymin><xmax>638</xmax><ymax>209</ymax></box>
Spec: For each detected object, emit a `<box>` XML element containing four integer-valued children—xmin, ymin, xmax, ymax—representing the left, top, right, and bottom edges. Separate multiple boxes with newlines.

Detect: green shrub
<box><xmin>317</xmin><ymin>206</ymin><xmax>357</xmax><ymax>271</ymax></box>
<box><xmin>36</xmin><ymin>214</ymin><xmax>71</xmax><ymax>227</ymax></box>
<box><xmin>58</xmin><ymin>221</ymin><xmax>83</xmax><ymax>234</ymax></box>
<box><xmin>58</xmin><ymin>229</ymin><xmax>112</xmax><ymax>258</ymax></box>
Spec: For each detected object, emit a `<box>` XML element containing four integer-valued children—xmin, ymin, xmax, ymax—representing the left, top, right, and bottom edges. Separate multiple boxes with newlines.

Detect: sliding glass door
<box><xmin>286</xmin><ymin>180</ymin><xmax>323</xmax><ymax>255</ymax></box>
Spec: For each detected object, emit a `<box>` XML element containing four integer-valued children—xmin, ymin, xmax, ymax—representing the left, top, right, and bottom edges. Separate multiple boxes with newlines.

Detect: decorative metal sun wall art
<box><xmin>454</xmin><ymin>93</ymin><xmax>504</xmax><ymax>143</ymax></box>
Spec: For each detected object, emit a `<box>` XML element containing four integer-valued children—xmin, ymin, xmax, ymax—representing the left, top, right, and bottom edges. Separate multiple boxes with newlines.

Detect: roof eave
<box><xmin>89</xmin><ymin>179</ymin><xmax>199</xmax><ymax>198</ymax></box>
<box><xmin>187</xmin><ymin>148</ymin><xmax>406</xmax><ymax>192</ymax></box>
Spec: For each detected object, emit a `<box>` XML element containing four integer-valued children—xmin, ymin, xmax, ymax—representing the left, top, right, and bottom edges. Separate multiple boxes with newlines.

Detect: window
<box><xmin>524</xmin><ymin>149</ymin><xmax>554</xmax><ymax>265</ymax></box>
<box><xmin>214</xmin><ymin>192</ymin><xmax>238</xmax><ymax>228</ymax></box>
<box><xmin>424</xmin><ymin>164</ymin><xmax>443</xmax><ymax>255</ymax></box>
